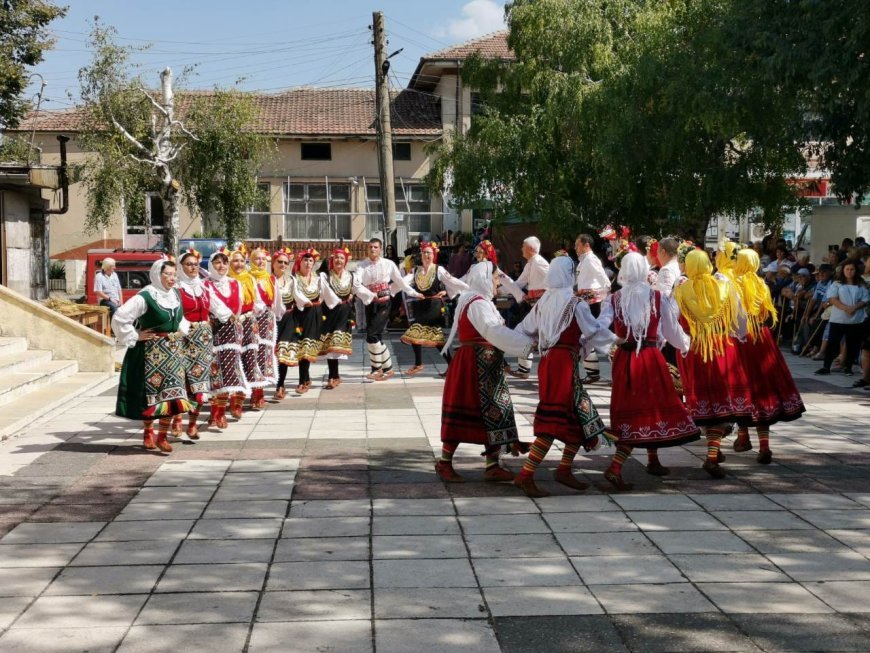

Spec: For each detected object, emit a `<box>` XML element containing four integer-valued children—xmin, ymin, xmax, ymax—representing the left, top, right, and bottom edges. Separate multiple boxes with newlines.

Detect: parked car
<box><xmin>85</xmin><ymin>249</ymin><xmax>162</xmax><ymax>305</ymax></box>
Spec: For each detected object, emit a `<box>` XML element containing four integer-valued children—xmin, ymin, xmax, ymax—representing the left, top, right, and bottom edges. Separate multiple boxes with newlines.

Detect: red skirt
<box><xmin>441</xmin><ymin>345</ymin><xmax>518</xmax><ymax>446</ymax></box>
<box><xmin>678</xmin><ymin>338</ymin><xmax>755</xmax><ymax>425</ymax></box>
<box><xmin>608</xmin><ymin>346</ymin><xmax>700</xmax><ymax>448</ymax></box>
<box><xmin>735</xmin><ymin>328</ymin><xmax>805</xmax><ymax>426</ymax></box>
<box><xmin>534</xmin><ymin>346</ymin><xmax>605</xmax><ymax>447</ymax></box>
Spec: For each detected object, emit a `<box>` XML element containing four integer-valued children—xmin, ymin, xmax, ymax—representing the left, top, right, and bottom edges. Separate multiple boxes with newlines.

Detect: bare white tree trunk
<box><xmin>159</xmin><ymin>68</ymin><xmax>180</xmax><ymax>256</ymax></box>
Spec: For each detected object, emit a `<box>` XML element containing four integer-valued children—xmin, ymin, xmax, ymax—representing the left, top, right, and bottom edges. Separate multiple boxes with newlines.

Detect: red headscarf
<box><xmin>329</xmin><ymin>246</ymin><xmax>352</xmax><ymax>271</ymax></box>
<box><xmin>419</xmin><ymin>241</ymin><xmax>440</xmax><ymax>264</ymax></box>
<box><xmin>293</xmin><ymin>248</ymin><xmax>320</xmax><ymax>274</ymax></box>
<box><xmin>476</xmin><ymin>240</ymin><xmax>498</xmax><ymax>266</ymax></box>
<box><xmin>272</xmin><ymin>246</ymin><xmax>295</xmax><ymax>263</ymax></box>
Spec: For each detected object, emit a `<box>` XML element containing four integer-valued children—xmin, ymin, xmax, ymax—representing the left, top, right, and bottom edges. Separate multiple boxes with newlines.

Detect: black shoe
<box><xmin>814</xmin><ymin>368</ymin><xmax>830</xmax><ymax>375</ymax></box>
<box><xmin>843</xmin><ymin>368</ymin><xmax>854</xmax><ymax>376</ymax></box>
<box><xmin>852</xmin><ymin>379</ymin><xmax>868</xmax><ymax>388</ymax></box>
<box><xmin>582</xmin><ymin>374</ymin><xmax>600</xmax><ymax>384</ymax></box>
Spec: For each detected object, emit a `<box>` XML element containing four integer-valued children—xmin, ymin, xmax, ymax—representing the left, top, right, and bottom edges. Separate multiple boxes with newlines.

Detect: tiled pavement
<box><xmin>0</xmin><ymin>336</ymin><xmax>869</xmax><ymax>652</ymax></box>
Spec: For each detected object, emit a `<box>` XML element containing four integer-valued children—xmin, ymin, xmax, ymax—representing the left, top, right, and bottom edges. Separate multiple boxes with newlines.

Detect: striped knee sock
<box><xmin>518</xmin><ymin>436</ymin><xmax>554</xmax><ymax>478</ymax></box>
<box><xmin>705</xmin><ymin>427</ymin><xmax>725</xmax><ymax>462</ymax></box>
<box><xmin>608</xmin><ymin>445</ymin><xmax>632</xmax><ymax>474</ymax></box>
<box><xmin>756</xmin><ymin>426</ymin><xmax>770</xmax><ymax>452</ymax></box>
<box><xmin>440</xmin><ymin>441</ymin><xmax>459</xmax><ymax>463</ymax></box>
<box><xmin>557</xmin><ymin>443</ymin><xmax>581</xmax><ymax>473</ymax></box>
<box><xmin>157</xmin><ymin>417</ymin><xmax>172</xmax><ymax>437</ymax></box>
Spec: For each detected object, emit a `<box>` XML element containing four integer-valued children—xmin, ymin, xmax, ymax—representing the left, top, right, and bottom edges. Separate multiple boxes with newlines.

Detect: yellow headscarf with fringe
<box><xmin>248</xmin><ymin>247</ymin><xmax>274</xmax><ymax>303</ymax></box>
<box><xmin>715</xmin><ymin>241</ymin><xmax>742</xmax><ymax>282</ymax></box>
<box><xmin>734</xmin><ymin>248</ymin><xmax>777</xmax><ymax>342</ymax></box>
<box><xmin>228</xmin><ymin>244</ymin><xmax>256</xmax><ymax>307</ymax></box>
<box><xmin>674</xmin><ymin>249</ymin><xmax>738</xmax><ymax>362</ymax></box>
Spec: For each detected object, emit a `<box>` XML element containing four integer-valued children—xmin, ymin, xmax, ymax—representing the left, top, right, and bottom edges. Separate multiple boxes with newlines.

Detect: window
<box><xmin>246</xmin><ymin>183</ymin><xmax>271</xmax><ymax>239</ymax></box>
<box><xmin>392</xmin><ymin>142</ymin><xmax>412</xmax><ymax>161</ymax></box>
<box><xmin>365</xmin><ymin>183</ymin><xmax>432</xmax><ymax>234</ymax></box>
<box><xmin>300</xmin><ymin>143</ymin><xmax>331</xmax><ymax>160</ymax></box>
<box><xmin>125</xmin><ymin>193</ymin><xmax>165</xmax><ymax>235</ymax></box>
<box><xmin>283</xmin><ymin>182</ymin><xmax>351</xmax><ymax>240</ymax></box>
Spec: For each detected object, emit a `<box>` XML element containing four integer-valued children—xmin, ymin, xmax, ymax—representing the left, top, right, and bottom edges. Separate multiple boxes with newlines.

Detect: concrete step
<box><xmin>0</xmin><ymin>337</ymin><xmax>28</xmax><ymax>357</ymax></box>
<box><xmin>0</xmin><ymin>359</ymin><xmax>79</xmax><ymax>408</ymax></box>
<box><xmin>0</xmin><ymin>371</ymin><xmax>114</xmax><ymax>441</ymax></box>
<box><xmin>0</xmin><ymin>349</ymin><xmax>54</xmax><ymax>374</ymax></box>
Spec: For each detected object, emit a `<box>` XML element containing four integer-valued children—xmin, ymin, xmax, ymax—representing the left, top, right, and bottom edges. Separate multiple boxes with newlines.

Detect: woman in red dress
<box><xmin>436</xmin><ymin>261</ymin><xmax>534</xmax><ymax>483</ymax></box>
<box><xmin>249</xmin><ymin>247</ymin><xmax>285</xmax><ymax>407</ymax></box>
<box><xmin>675</xmin><ymin>249</ymin><xmax>755</xmax><ymax>478</ymax></box>
<box><xmin>173</xmin><ymin>247</ymin><xmax>233</xmax><ymax>439</ymax></box>
<box><xmin>603</xmin><ymin>252</ymin><xmax>700</xmax><ymax>490</ymax></box>
<box><xmin>731</xmin><ymin>248</ymin><xmax>805</xmax><ymax>463</ymax></box>
<box><xmin>511</xmin><ymin>256</ymin><xmax>615</xmax><ymax>498</ymax></box>
<box><xmin>228</xmin><ymin>245</ymin><xmax>267</xmax><ymax>416</ymax></box>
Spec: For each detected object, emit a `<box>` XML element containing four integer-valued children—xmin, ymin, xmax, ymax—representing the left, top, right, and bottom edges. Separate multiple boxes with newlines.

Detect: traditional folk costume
<box><xmin>249</xmin><ymin>248</ymin><xmax>285</xmax><ymax>408</ymax></box>
<box><xmin>654</xmin><ymin>245</ymin><xmax>687</xmax><ymax>392</ymax></box>
<box><xmin>400</xmin><ymin>242</ymin><xmax>467</xmax><ymax>375</ymax></box>
<box><xmin>732</xmin><ymin>249</ymin><xmax>805</xmax><ymax>462</ymax></box>
<box><xmin>356</xmin><ymin>252</ymin><xmax>421</xmax><ymax>379</ymax></box>
<box><xmin>173</xmin><ymin>249</ymin><xmax>233</xmax><ymax>439</ymax></box>
<box><xmin>320</xmin><ymin>248</ymin><xmax>375</xmax><ymax>388</ymax></box>
<box><xmin>114</xmin><ymin>259</ymin><xmax>193</xmax><ymax>453</ymax></box>
<box><xmin>436</xmin><ymin>262</ymin><xmax>534</xmax><ymax>483</ymax></box>
<box><xmin>272</xmin><ymin>247</ymin><xmax>296</xmax><ymax>399</ymax></box>
<box><xmin>228</xmin><ymin>245</ymin><xmax>267</xmax><ymax>416</ymax></box>
<box><xmin>205</xmin><ymin>251</ymin><xmax>249</xmax><ymax>428</ymax></box>
<box><xmin>675</xmin><ymin>249</ymin><xmax>755</xmax><ymax>479</ymax></box>
<box><xmin>511</xmin><ymin>250</ymin><xmax>550</xmax><ymax>377</ymax></box>
<box><xmin>511</xmin><ymin>257</ymin><xmax>616</xmax><ymax>498</ymax></box>
<box><xmin>575</xmin><ymin>249</ymin><xmax>612</xmax><ymax>382</ymax></box>
<box><xmin>602</xmin><ymin>253</ymin><xmax>700</xmax><ymax>490</ymax></box>
<box><xmin>291</xmin><ymin>249</ymin><xmax>326</xmax><ymax>394</ymax></box>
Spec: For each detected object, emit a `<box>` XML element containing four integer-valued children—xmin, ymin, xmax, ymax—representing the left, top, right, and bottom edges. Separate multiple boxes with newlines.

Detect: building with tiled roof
<box><xmin>409</xmin><ymin>31</ymin><xmax>512</xmax><ymax>92</ymax></box>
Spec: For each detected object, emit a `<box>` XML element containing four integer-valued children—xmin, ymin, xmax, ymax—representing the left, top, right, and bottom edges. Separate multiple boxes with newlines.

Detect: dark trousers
<box><xmin>823</xmin><ymin>322</ymin><xmax>863</xmax><ymax>371</ymax></box>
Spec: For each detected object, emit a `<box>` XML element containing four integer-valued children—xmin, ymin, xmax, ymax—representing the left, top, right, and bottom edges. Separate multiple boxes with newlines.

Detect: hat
<box><xmin>797</xmin><ymin>268</ymin><xmax>810</xmax><ymax>276</ymax></box>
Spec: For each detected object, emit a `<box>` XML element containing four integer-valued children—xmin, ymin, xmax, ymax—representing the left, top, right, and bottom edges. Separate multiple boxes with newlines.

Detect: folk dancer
<box><xmin>511</xmin><ymin>256</ymin><xmax>616</xmax><ymax>497</ymax></box>
<box><xmin>436</xmin><ymin>261</ymin><xmax>534</xmax><ymax>483</ymax></box>
<box><xmin>674</xmin><ymin>249</ymin><xmax>755</xmax><ymax>478</ymax></box>
<box><xmin>653</xmin><ymin>236</ymin><xmax>685</xmax><ymax>392</ymax></box>
<box><xmin>228</xmin><ymin>244</ymin><xmax>267</xmax><ymax>416</ymax></box>
<box><xmin>400</xmin><ymin>241</ymin><xmax>468</xmax><ymax>375</ymax></box>
<box><xmin>205</xmin><ymin>249</ymin><xmax>249</xmax><ymax>428</ymax></box>
<box><xmin>292</xmin><ymin>249</ymin><xmax>326</xmax><ymax>394</ymax></box>
<box><xmin>320</xmin><ymin>247</ymin><xmax>375</xmax><ymax>388</ymax></box>
<box><xmin>272</xmin><ymin>247</ymin><xmax>296</xmax><ymax>399</ymax></box>
<box><xmin>732</xmin><ymin>248</ymin><xmax>806</xmax><ymax>462</ymax></box>
<box><xmin>574</xmin><ymin>233</ymin><xmax>612</xmax><ymax>383</ymax></box>
<box><xmin>356</xmin><ymin>238</ymin><xmax>422</xmax><ymax>380</ymax></box>
<box><xmin>114</xmin><ymin>259</ymin><xmax>193</xmax><ymax>453</ymax></box>
<box><xmin>173</xmin><ymin>247</ymin><xmax>233</xmax><ymax>439</ymax></box>
<box><xmin>248</xmin><ymin>247</ymin><xmax>284</xmax><ymax>407</ymax></box>
<box><xmin>602</xmin><ymin>253</ymin><xmax>700</xmax><ymax>490</ymax></box>
<box><xmin>508</xmin><ymin>236</ymin><xmax>550</xmax><ymax>378</ymax></box>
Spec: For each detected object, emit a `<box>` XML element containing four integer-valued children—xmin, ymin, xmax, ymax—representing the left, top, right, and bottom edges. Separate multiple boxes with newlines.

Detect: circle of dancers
<box><xmin>113</xmin><ymin>233</ymin><xmax>805</xmax><ymax>496</ymax></box>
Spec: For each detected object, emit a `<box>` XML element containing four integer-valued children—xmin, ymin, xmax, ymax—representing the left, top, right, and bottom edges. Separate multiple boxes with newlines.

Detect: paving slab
<box><xmin>135</xmin><ymin>591</ymin><xmax>259</xmax><ymax>625</ymax></box>
<box><xmin>484</xmin><ymin>585</ymin><xmax>603</xmax><ymax>617</ymax></box>
<box><xmin>590</xmin><ymin>582</ymin><xmax>719</xmax><ymax>614</ymax></box>
<box><xmin>0</xmin><ymin>521</ymin><xmax>105</xmax><ymax>544</ymax></box>
<box><xmin>43</xmin><ymin>564</ymin><xmax>164</xmax><ymax>595</ymax></box>
<box><xmin>14</xmin><ymin>593</ymin><xmax>149</xmax><ymax>628</ymax></box>
<box><xmin>375</xmin><ymin>618</ymin><xmax>500</xmax><ymax>653</ymax></box>
<box><xmin>174</xmin><ymin>538</ymin><xmax>276</xmax><ymax>564</ymax></box>
<box><xmin>373</xmin><ymin>558</ymin><xmax>477</xmax><ymax>588</ymax></box>
<box><xmin>267</xmin><ymin>560</ymin><xmax>370</xmax><ymax>590</ymax></box>
<box><xmin>373</xmin><ymin>587</ymin><xmax>485</xmax><ymax>619</ymax></box>
<box><xmin>571</xmin><ymin>555</ymin><xmax>685</xmax><ymax>585</ymax></box>
<box><xmin>494</xmin><ymin>615</ymin><xmax>629</xmax><ymax>653</ymax></box>
<box><xmin>0</xmin><ymin>626</ymin><xmax>128</xmax><ymax>652</ymax></box>
<box><xmin>610</xmin><ymin>613</ymin><xmax>763</xmax><ymax>653</ymax></box>
<box><xmin>257</xmin><ymin>589</ymin><xmax>371</xmax><ymax>621</ymax></box>
<box><xmin>248</xmin><ymin>620</ymin><xmax>372</xmax><ymax>653</ymax></box>
<box><xmin>118</xmin><ymin>623</ymin><xmax>249</xmax><ymax>653</ymax></box>
<box><xmin>731</xmin><ymin>613</ymin><xmax>870</xmax><ymax>651</ymax></box>
<box><xmin>0</xmin><ymin>543</ymin><xmax>83</xmax><ymax>568</ymax></box>
<box><xmin>156</xmin><ymin>562</ymin><xmax>267</xmax><ymax>592</ymax></box>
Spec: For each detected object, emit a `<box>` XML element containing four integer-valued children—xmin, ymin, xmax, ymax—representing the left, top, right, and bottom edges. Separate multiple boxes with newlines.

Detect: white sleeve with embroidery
<box><xmin>466</xmin><ymin>299</ymin><xmax>534</xmax><ymax>358</ymax></box>
<box><xmin>111</xmin><ymin>294</ymin><xmax>148</xmax><ymax>349</ymax></box>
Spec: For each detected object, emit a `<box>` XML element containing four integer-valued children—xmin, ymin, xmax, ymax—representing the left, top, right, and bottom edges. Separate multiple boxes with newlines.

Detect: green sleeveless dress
<box><xmin>116</xmin><ymin>289</ymin><xmax>193</xmax><ymax>420</ymax></box>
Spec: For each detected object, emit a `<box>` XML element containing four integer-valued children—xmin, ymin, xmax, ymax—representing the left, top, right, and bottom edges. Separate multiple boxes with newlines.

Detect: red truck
<box><xmin>84</xmin><ymin>249</ymin><xmax>162</xmax><ymax>305</ymax></box>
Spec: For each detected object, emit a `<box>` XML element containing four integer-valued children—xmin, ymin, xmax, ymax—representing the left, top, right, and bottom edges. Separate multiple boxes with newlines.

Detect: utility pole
<box><xmin>372</xmin><ymin>11</ymin><xmax>397</xmax><ymax>251</ymax></box>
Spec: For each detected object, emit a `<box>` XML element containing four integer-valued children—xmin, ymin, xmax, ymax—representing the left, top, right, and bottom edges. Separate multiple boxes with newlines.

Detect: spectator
<box><xmin>764</xmin><ymin>245</ymin><xmax>791</xmax><ymax>274</ymax></box>
<box><xmin>815</xmin><ymin>261</ymin><xmax>869</xmax><ymax>376</ymax></box>
<box><xmin>446</xmin><ymin>243</ymin><xmax>472</xmax><ymax>279</ymax></box>
<box><xmin>94</xmin><ymin>257</ymin><xmax>122</xmax><ymax>318</ymax></box>
<box><xmin>799</xmin><ymin>263</ymin><xmax>834</xmax><ymax>358</ymax></box>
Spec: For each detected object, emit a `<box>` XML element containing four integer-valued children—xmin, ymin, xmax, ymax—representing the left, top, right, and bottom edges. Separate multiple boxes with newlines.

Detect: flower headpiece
<box><xmin>420</xmin><ymin>241</ymin><xmax>440</xmax><ymax>263</ymax></box>
<box><xmin>272</xmin><ymin>246</ymin><xmax>295</xmax><ymax>263</ymax></box>
<box><xmin>179</xmin><ymin>246</ymin><xmax>202</xmax><ymax>263</ymax></box>
<box><xmin>475</xmin><ymin>239</ymin><xmax>498</xmax><ymax>266</ymax></box>
<box><xmin>230</xmin><ymin>242</ymin><xmax>248</xmax><ymax>261</ymax></box>
<box><xmin>648</xmin><ymin>239</ymin><xmax>659</xmax><ymax>262</ymax></box>
<box><xmin>613</xmin><ymin>240</ymin><xmax>639</xmax><ymax>269</ymax></box>
<box><xmin>677</xmin><ymin>239</ymin><xmax>698</xmax><ymax>264</ymax></box>
<box><xmin>329</xmin><ymin>246</ymin><xmax>351</xmax><ymax>270</ymax></box>
<box><xmin>293</xmin><ymin>247</ymin><xmax>321</xmax><ymax>274</ymax></box>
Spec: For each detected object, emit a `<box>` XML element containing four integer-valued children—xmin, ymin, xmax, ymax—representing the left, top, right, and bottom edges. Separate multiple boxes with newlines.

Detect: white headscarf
<box><xmin>208</xmin><ymin>250</ymin><xmax>231</xmax><ymax>294</ymax></box>
<box><xmin>535</xmin><ymin>256</ymin><xmax>579</xmax><ymax>355</ymax></box>
<box><xmin>442</xmin><ymin>261</ymin><xmax>496</xmax><ymax>354</ymax></box>
<box><xmin>143</xmin><ymin>258</ymin><xmax>180</xmax><ymax>309</ymax></box>
<box><xmin>615</xmin><ymin>252</ymin><xmax>655</xmax><ymax>354</ymax></box>
<box><xmin>177</xmin><ymin>252</ymin><xmax>204</xmax><ymax>297</ymax></box>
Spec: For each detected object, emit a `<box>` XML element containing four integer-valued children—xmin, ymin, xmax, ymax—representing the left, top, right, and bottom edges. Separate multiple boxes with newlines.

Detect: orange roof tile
<box><xmin>16</xmin><ymin>88</ymin><xmax>441</xmax><ymax>137</ymax></box>
<box><xmin>422</xmin><ymin>31</ymin><xmax>512</xmax><ymax>61</ymax></box>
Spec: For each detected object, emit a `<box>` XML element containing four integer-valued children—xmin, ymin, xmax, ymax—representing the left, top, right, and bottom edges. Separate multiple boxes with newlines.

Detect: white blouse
<box><xmin>464</xmin><ymin>298</ymin><xmax>534</xmax><ymax>359</ymax></box>
<box><xmin>111</xmin><ymin>292</ymin><xmax>190</xmax><ymax>349</ymax></box>
<box><xmin>320</xmin><ymin>270</ymin><xmax>376</xmax><ymax>309</ymax></box>
<box><xmin>403</xmin><ymin>265</ymin><xmax>469</xmax><ymax>299</ymax></box>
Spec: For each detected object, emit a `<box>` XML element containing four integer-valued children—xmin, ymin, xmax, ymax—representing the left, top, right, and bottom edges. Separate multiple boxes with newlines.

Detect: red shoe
<box><xmin>483</xmin><ymin>465</ymin><xmax>515</xmax><ymax>482</ymax></box>
<box><xmin>756</xmin><ymin>449</ymin><xmax>772</xmax><ymax>465</ymax></box>
<box><xmin>170</xmin><ymin>415</ymin><xmax>183</xmax><ymax>437</ymax></box>
<box><xmin>645</xmin><ymin>461</ymin><xmax>671</xmax><ymax>477</ymax></box>
<box><xmin>604</xmin><ymin>469</ymin><xmax>634</xmax><ymax>491</ymax></box>
<box><xmin>218</xmin><ymin>410</ymin><xmax>229</xmax><ymax>429</ymax></box>
<box><xmin>186</xmin><ymin>424</ymin><xmax>200</xmax><ymax>440</ymax></box>
<box><xmin>702</xmin><ymin>460</ymin><xmax>726</xmax><ymax>479</ymax></box>
<box><xmin>143</xmin><ymin>428</ymin><xmax>157</xmax><ymax>450</ymax></box>
<box><xmin>554</xmin><ymin>468</ymin><xmax>589</xmax><ymax>491</ymax></box>
<box><xmin>514</xmin><ymin>474</ymin><xmax>550</xmax><ymax>497</ymax></box>
<box><xmin>274</xmin><ymin>387</ymin><xmax>286</xmax><ymax>400</ymax></box>
<box><xmin>434</xmin><ymin>460</ymin><xmax>464</xmax><ymax>483</ymax></box>
<box><xmin>156</xmin><ymin>435</ymin><xmax>173</xmax><ymax>453</ymax></box>
<box><xmin>733</xmin><ymin>438</ymin><xmax>753</xmax><ymax>452</ymax></box>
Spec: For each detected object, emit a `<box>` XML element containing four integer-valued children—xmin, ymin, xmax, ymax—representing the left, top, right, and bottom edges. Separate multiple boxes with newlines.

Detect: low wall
<box><xmin>0</xmin><ymin>284</ymin><xmax>115</xmax><ymax>373</ymax></box>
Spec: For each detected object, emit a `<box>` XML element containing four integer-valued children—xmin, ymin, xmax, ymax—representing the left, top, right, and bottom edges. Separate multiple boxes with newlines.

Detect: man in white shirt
<box><xmin>356</xmin><ymin>238</ymin><xmax>422</xmax><ymax>380</ymax></box>
<box><xmin>654</xmin><ymin>237</ymin><xmax>682</xmax><ymax>298</ymax></box>
<box><xmin>574</xmin><ymin>234</ymin><xmax>611</xmax><ymax>382</ymax></box>
<box><xmin>510</xmin><ymin>237</ymin><xmax>550</xmax><ymax>377</ymax></box>
<box><xmin>94</xmin><ymin>257</ymin><xmax>123</xmax><ymax>318</ymax></box>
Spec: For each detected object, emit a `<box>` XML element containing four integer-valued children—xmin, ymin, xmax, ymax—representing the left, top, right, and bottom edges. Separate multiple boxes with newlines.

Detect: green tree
<box><xmin>0</xmin><ymin>0</ymin><xmax>66</xmax><ymax>132</ymax></box>
<box><xmin>429</xmin><ymin>0</ymin><xmax>808</xmax><ymax>241</ymax></box>
<box><xmin>76</xmin><ymin>22</ymin><xmax>274</xmax><ymax>254</ymax></box>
